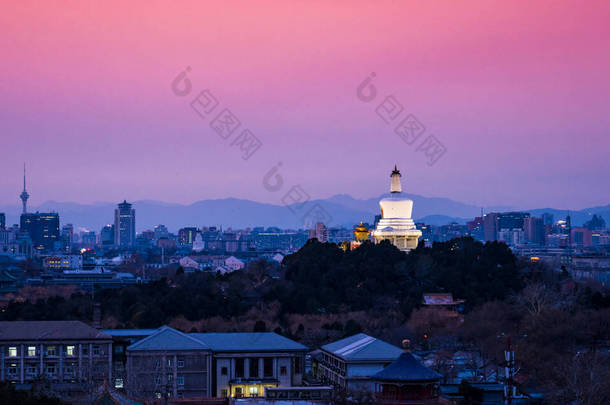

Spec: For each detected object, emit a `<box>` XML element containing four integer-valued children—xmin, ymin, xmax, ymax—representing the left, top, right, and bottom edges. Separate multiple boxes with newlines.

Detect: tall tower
<box><xmin>20</xmin><ymin>163</ymin><xmax>29</xmax><ymax>214</ymax></box>
<box><xmin>114</xmin><ymin>200</ymin><xmax>136</xmax><ymax>247</ymax></box>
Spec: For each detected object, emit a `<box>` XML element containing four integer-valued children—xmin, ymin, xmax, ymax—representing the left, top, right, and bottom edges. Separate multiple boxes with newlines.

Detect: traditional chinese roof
<box><xmin>372</xmin><ymin>352</ymin><xmax>442</xmax><ymax>382</ymax></box>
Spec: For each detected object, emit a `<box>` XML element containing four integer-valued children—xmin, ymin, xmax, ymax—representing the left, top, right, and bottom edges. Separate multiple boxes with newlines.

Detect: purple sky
<box><xmin>1</xmin><ymin>1</ymin><xmax>609</xmax><ymax>210</ymax></box>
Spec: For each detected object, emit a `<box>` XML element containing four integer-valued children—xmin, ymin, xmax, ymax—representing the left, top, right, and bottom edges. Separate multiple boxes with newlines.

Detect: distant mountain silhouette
<box><xmin>0</xmin><ymin>196</ymin><xmax>607</xmax><ymax>232</ymax></box>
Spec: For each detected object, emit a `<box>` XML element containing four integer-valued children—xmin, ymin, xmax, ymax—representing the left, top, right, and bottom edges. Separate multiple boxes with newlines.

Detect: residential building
<box><xmin>313</xmin><ymin>333</ymin><xmax>402</xmax><ymax>392</ymax></box>
<box><xmin>43</xmin><ymin>255</ymin><xmax>83</xmax><ymax>271</ymax></box>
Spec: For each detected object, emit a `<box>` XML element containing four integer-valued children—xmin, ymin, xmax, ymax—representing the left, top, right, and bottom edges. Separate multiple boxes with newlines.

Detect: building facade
<box><xmin>313</xmin><ymin>333</ymin><xmax>402</xmax><ymax>392</ymax></box>
<box><xmin>0</xmin><ymin>321</ymin><xmax>113</xmax><ymax>398</ymax></box>
<box><xmin>114</xmin><ymin>200</ymin><xmax>136</xmax><ymax>247</ymax></box>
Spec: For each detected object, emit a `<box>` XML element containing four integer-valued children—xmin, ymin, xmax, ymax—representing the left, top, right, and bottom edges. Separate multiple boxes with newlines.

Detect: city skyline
<box><xmin>2</xmin><ymin>1</ymin><xmax>609</xmax><ymax>210</ymax></box>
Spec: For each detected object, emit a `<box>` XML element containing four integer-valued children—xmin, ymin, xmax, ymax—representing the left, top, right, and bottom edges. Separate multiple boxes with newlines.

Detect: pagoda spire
<box><xmin>390</xmin><ymin>165</ymin><xmax>402</xmax><ymax>193</ymax></box>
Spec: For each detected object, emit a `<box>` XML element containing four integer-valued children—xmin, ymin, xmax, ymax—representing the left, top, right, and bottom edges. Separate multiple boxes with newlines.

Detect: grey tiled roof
<box><xmin>0</xmin><ymin>321</ymin><xmax>111</xmax><ymax>341</ymax></box>
<box><xmin>190</xmin><ymin>332</ymin><xmax>307</xmax><ymax>352</ymax></box>
<box><xmin>321</xmin><ymin>333</ymin><xmax>402</xmax><ymax>361</ymax></box>
<box><xmin>101</xmin><ymin>329</ymin><xmax>158</xmax><ymax>337</ymax></box>
<box><xmin>127</xmin><ymin>326</ymin><xmax>209</xmax><ymax>351</ymax></box>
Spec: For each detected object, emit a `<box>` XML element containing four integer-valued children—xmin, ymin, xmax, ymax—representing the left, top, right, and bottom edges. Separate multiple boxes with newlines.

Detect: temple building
<box><xmin>372</xmin><ymin>166</ymin><xmax>422</xmax><ymax>251</ymax></box>
<box><xmin>372</xmin><ymin>340</ymin><xmax>444</xmax><ymax>405</ymax></box>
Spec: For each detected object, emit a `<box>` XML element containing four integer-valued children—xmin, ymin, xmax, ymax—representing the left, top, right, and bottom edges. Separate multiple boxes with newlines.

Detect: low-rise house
<box><xmin>0</xmin><ymin>321</ymin><xmax>113</xmax><ymax>398</ymax></box>
<box><xmin>313</xmin><ymin>333</ymin><xmax>402</xmax><ymax>392</ymax></box>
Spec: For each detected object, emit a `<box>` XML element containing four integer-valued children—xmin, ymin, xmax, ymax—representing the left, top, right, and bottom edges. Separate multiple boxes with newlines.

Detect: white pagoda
<box><xmin>372</xmin><ymin>166</ymin><xmax>422</xmax><ymax>251</ymax></box>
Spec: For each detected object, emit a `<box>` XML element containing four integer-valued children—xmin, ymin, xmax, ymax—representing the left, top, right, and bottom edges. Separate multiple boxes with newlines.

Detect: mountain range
<box><xmin>0</xmin><ymin>194</ymin><xmax>607</xmax><ymax>232</ymax></box>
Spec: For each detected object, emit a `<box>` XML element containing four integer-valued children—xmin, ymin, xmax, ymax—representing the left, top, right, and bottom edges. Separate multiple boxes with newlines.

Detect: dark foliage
<box><xmin>1</xmin><ymin>237</ymin><xmax>526</xmax><ymax>328</ymax></box>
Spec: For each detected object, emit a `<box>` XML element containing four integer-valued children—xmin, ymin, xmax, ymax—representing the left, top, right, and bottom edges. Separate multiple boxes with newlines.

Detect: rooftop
<box><xmin>0</xmin><ymin>321</ymin><xmax>111</xmax><ymax>341</ymax></box>
<box><xmin>191</xmin><ymin>332</ymin><xmax>308</xmax><ymax>352</ymax></box>
<box><xmin>321</xmin><ymin>333</ymin><xmax>402</xmax><ymax>361</ymax></box>
<box><xmin>127</xmin><ymin>326</ymin><xmax>209</xmax><ymax>351</ymax></box>
<box><xmin>373</xmin><ymin>352</ymin><xmax>442</xmax><ymax>382</ymax></box>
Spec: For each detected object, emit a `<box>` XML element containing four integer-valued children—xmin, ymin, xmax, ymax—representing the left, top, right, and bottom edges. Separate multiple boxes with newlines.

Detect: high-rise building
<box><xmin>61</xmin><ymin>224</ymin><xmax>74</xmax><ymax>245</ymax></box>
<box><xmin>524</xmin><ymin>216</ymin><xmax>545</xmax><ymax>245</ymax></box>
<box><xmin>114</xmin><ymin>200</ymin><xmax>136</xmax><ymax>247</ymax></box>
<box><xmin>309</xmin><ymin>222</ymin><xmax>329</xmax><ymax>243</ymax></box>
<box><xmin>483</xmin><ymin>213</ymin><xmax>499</xmax><ymax>241</ymax></box>
<box><xmin>154</xmin><ymin>224</ymin><xmax>169</xmax><ymax>240</ymax></box>
<box><xmin>0</xmin><ymin>213</ymin><xmax>5</xmax><ymax>230</ymax></box>
<box><xmin>20</xmin><ymin>212</ymin><xmax>60</xmax><ymax>251</ymax></box>
<box><xmin>100</xmin><ymin>224</ymin><xmax>115</xmax><ymax>246</ymax></box>
<box><xmin>179</xmin><ymin>227</ymin><xmax>198</xmax><ymax>245</ymax></box>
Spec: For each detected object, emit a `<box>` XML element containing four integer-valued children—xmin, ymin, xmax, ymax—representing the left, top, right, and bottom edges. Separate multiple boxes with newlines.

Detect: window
<box><xmin>221</xmin><ymin>389</ymin><xmax>228</xmax><ymax>398</ymax></box>
<box><xmin>115</xmin><ymin>378</ymin><xmax>124</xmax><ymax>389</ymax></box>
<box><xmin>66</xmin><ymin>346</ymin><xmax>75</xmax><ymax>356</ymax></box>
<box><xmin>221</xmin><ymin>366</ymin><xmax>228</xmax><ymax>376</ymax></box>
<box><xmin>82</xmin><ymin>346</ymin><xmax>89</xmax><ymax>355</ymax></box>
<box><xmin>64</xmin><ymin>366</ymin><xmax>74</xmax><ymax>375</ymax></box>
<box><xmin>235</xmin><ymin>387</ymin><xmax>243</xmax><ymax>397</ymax></box>
<box><xmin>249</xmin><ymin>357</ymin><xmax>259</xmax><ymax>377</ymax></box>
<box><xmin>114</xmin><ymin>345</ymin><xmax>124</xmax><ymax>354</ymax></box>
<box><xmin>92</xmin><ymin>345</ymin><xmax>100</xmax><ymax>356</ymax></box>
<box><xmin>8</xmin><ymin>365</ymin><xmax>18</xmax><ymax>376</ymax></box>
<box><xmin>8</xmin><ymin>347</ymin><xmax>17</xmax><ymax>357</ymax></box>
<box><xmin>280</xmin><ymin>366</ymin><xmax>287</xmax><ymax>376</ymax></box>
<box><xmin>167</xmin><ymin>373</ymin><xmax>173</xmax><ymax>382</ymax></box>
<box><xmin>235</xmin><ymin>358</ymin><xmax>245</xmax><ymax>378</ymax></box>
<box><xmin>177</xmin><ymin>360</ymin><xmax>184</xmax><ymax>368</ymax></box>
<box><xmin>46</xmin><ymin>366</ymin><xmax>56</xmax><ymax>376</ymax></box>
<box><xmin>264</xmin><ymin>358</ymin><xmax>273</xmax><ymax>377</ymax></box>
<box><xmin>27</xmin><ymin>346</ymin><xmax>36</xmax><ymax>357</ymax></box>
<box><xmin>46</xmin><ymin>346</ymin><xmax>57</xmax><ymax>356</ymax></box>
<box><xmin>249</xmin><ymin>386</ymin><xmax>258</xmax><ymax>396</ymax></box>
<box><xmin>177</xmin><ymin>375</ymin><xmax>184</xmax><ymax>386</ymax></box>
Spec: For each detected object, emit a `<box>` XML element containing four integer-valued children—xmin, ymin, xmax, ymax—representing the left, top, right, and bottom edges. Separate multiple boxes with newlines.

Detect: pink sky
<box><xmin>1</xmin><ymin>0</ymin><xmax>609</xmax><ymax>209</ymax></box>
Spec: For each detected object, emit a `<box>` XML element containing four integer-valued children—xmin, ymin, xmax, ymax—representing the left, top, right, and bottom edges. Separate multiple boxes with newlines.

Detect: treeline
<box><xmin>3</xmin><ymin>238</ymin><xmax>531</xmax><ymax>328</ymax></box>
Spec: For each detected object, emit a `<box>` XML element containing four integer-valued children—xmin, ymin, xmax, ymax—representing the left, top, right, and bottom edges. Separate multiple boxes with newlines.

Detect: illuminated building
<box><xmin>349</xmin><ymin>221</ymin><xmax>370</xmax><ymax>250</ymax></box>
<box><xmin>20</xmin><ymin>212</ymin><xmax>60</xmax><ymax>252</ymax></box>
<box><xmin>372</xmin><ymin>166</ymin><xmax>422</xmax><ymax>251</ymax></box>
<box><xmin>114</xmin><ymin>200</ymin><xmax>136</xmax><ymax>247</ymax></box>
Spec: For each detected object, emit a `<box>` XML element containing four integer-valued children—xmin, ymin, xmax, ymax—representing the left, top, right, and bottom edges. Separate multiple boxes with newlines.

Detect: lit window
<box><xmin>249</xmin><ymin>386</ymin><xmax>258</xmax><ymax>396</ymax></box>
<box><xmin>66</xmin><ymin>346</ymin><xmax>75</xmax><ymax>356</ymax></box>
<box><xmin>8</xmin><ymin>347</ymin><xmax>17</xmax><ymax>357</ymax></box>
<box><xmin>178</xmin><ymin>360</ymin><xmax>185</xmax><ymax>368</ymax></box>
<box><xmin>115</xmin><ymin>378</ymin><xmax>124</xmax><ymax>389</ymax></box>
<box><xmin>28</xmin><ymin>346</ymin><xmax>36</xmax><ymax>357</ymax></box>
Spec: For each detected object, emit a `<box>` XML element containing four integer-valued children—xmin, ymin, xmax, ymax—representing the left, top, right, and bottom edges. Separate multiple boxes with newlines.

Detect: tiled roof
<box><xmin>127</xmin><ymin>326</ymin><xmax>209</xmax><ymax>351</ymax></box>
<box><xmin>0</xmin><ymin>321</ymin><xmax>111</xmax><ymax>341</ymax></box>
<box><xmin>190</xmin><ymin>332</ymin><xmax>307</xmax><ymax>352</ymax></box>
<box><xmin>372</xmin><ymin>352</ymin><xmax>441</xmax><ymax>382</ymax></box>
<box><xmin>321</xmin><ymin>333</ymin><xmax>402</xmax><ymax>361</ymax></box>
